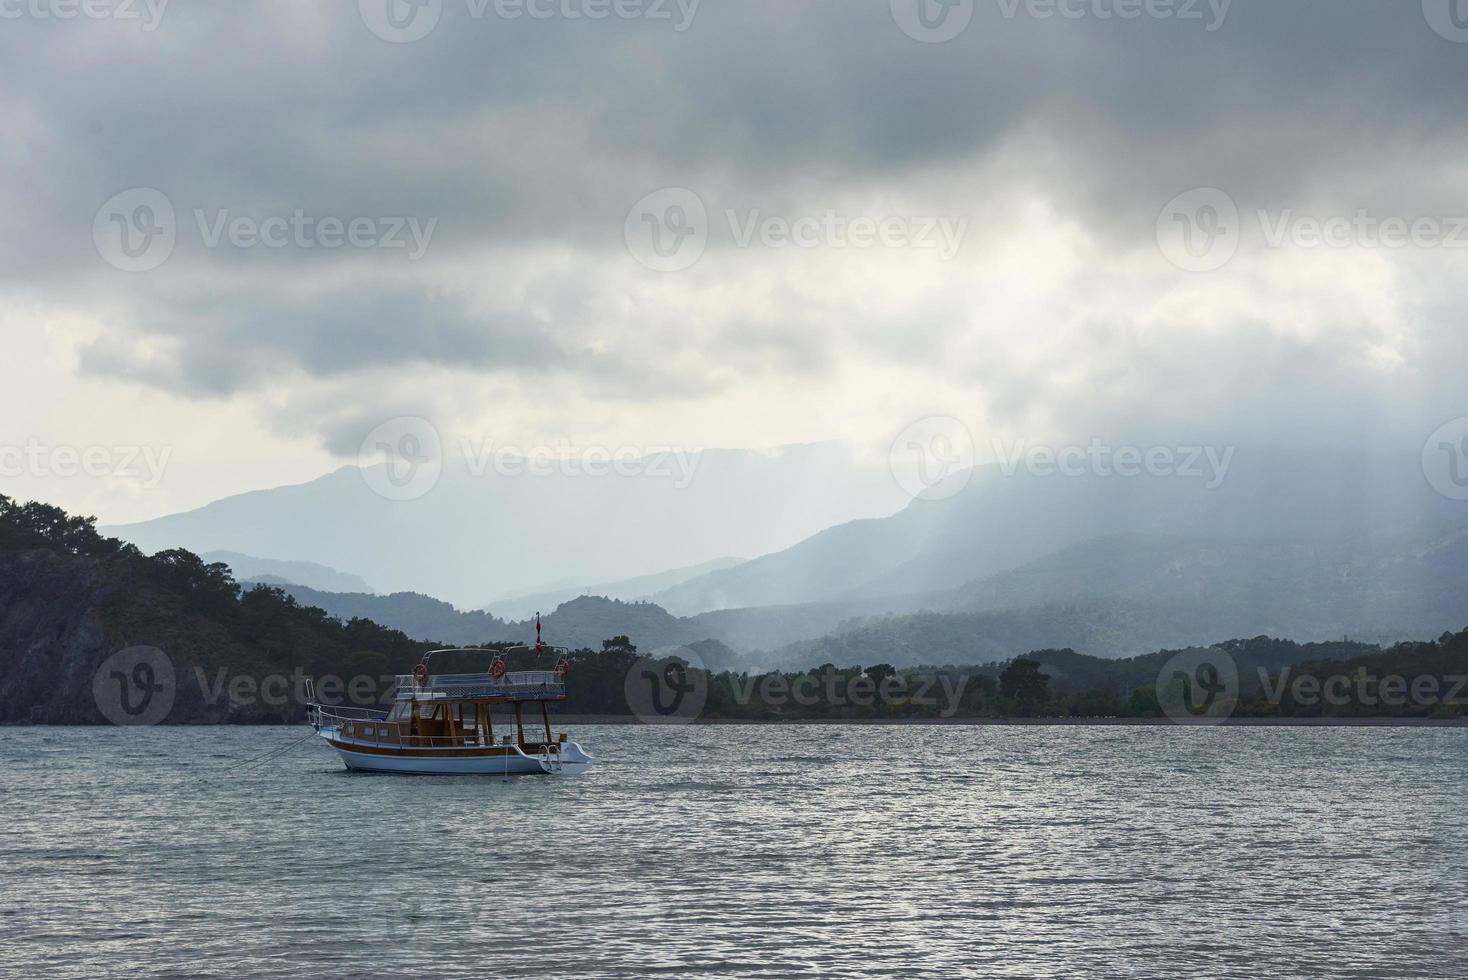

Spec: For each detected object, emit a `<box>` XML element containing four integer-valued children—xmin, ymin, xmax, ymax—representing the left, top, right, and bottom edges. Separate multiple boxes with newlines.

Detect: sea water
<box><xmin>1</xmin><ymin>724</ymin><xmax>1464</xmax><ymax>978</ymax></box>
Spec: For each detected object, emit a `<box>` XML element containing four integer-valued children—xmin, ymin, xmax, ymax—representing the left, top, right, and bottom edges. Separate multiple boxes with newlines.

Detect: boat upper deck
<box><xmin>394</xmin><ymin>670</ymin><xmax>566</xmax><ymax>703</ymax></box>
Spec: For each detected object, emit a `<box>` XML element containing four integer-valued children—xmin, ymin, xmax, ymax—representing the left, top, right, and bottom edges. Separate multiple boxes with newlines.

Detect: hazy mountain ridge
<box><xmin>4</xmin><ymin>494</ymin><xmax>1467</xmax><ymax>726</ymax></box>
<box><xmin>101</xmin><ymin>443</ymin><xmax>907</xmax><ymax>608</ymax></box>
<box><xmin>762</xmin><ymin>525</ymin><xmax>1468</xmax><ymax>668</ymax></box>
<box><xmin>203</xmin><ymin>551</ymin><xmax>375</xmax><ymax>594</ymax></box>
<box><xmin>261</xmin><ymin>521</ymin><xmax>1468</xmax><ymax>666</ymax></box>
<box><xmin>652</xmin><ymin>446</ymin><xmax>1462</xmax><ymax>613</ymax></box>
<box><xmin>266</xmin><ymin>585</ymin><xmax>729</xmax><ymax>656</ymax></box>
<box><xmin>483</xmin><ymin>556</ymin><xmax>746</xmax><ymax>620</ymax></box>
<box><xmin>941</xmin><ymin>527</ymin><xmax>1468</xmax><ymax>625</ymax></box>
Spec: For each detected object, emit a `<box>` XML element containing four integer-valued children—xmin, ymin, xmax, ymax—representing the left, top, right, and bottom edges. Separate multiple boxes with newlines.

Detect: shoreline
<box><xmin>556</xmin><ymin>715</ymin><xmax>1468</xmax><ymax>728</ymax></box>
<box><xmin>9</xmin><ymin>716</ymin><xmax>1465</xmax><ymax>729</ymax></box>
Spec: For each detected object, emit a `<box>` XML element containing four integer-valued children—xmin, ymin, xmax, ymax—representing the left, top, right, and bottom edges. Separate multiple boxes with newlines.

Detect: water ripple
<box><xmin>1</xmin><ymin>725</ymin><xmax>1465</xmax><ymax>978</ymax></box>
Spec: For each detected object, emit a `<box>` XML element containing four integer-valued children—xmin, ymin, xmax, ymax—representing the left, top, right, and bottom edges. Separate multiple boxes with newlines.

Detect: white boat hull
<box><xmin>319</xmin><ymin>730</ymin><xmax>594</xmax><ymax>776</ymax></box>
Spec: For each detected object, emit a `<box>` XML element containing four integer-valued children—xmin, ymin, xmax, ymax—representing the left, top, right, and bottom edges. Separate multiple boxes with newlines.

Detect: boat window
<box><xmin>387</xmin><ymin>702</ymin><xmax>411</xmax><ymax>721</ymax></box>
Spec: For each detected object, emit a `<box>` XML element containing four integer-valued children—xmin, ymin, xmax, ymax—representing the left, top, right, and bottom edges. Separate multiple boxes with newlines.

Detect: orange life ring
<box><xmin>490</xmin><ymin>659</ymin><xmax>507</xmax><ymax>680</ymax></box>
<box><xmin>554</xmin><ymin>657</ymin><xmax>570</xmax><ymax>676</ymax></box>
<box><xmin>413</xmin><ymin>663</ymin><xmax>429</xmax><ymax>685</ymax></box>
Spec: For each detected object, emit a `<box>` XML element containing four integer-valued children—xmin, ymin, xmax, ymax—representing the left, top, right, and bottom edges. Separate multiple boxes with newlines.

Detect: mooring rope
<box><xmin>218</xmin><ymin>728</ymin><xmax>319</xmax><ymax>774</ymax></box>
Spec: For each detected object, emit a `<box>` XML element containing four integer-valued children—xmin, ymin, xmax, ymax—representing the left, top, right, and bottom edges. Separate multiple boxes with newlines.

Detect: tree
<box><xmin>999</xmin><ymin>658</ymin><xmax>1050</xmax><ymax>713</ymax></box>
<box><xmin>863</xmin><ymin>663</ymin><xmax>896</xmax><ymax>685</ymax></box>
<box><xmin>602</xmin><ymin>635</ymin><xmax>637</xmax><ymax>655</ymax></box>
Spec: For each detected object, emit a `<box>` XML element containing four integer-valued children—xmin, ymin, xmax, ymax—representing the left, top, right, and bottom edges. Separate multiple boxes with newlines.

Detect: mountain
<box><xmin>942</xmin><ymin>528</ymin><xmax>1468</xmax><ymax>633</ymax></box>
<box><xmin>260</xmin><ymin>520</ymin><xmax>1468</xmax><ymax>665</ymax></box>
<box><xmin>203</xmin><ymin>551</ymin><xmax>374</xmax><ymax>594</ymax></box>
<box><xmin>764</xmin><ymin>599</ymin><xmax>1253</xmax><ymax>670</ymax></box>
<box><xmin>483</xmin><ymin>556</ymin><xmax>745</xmax><ymax>620</ymax></box>
<box><xmin>761</xmin><ymin>525</ymin><xmax>1468</xmax><ymax>669</ymax></box>
<box><xmin>267</xmin><ymin>585</ymin><xmax>513</xmax><ymax>647</ymax></box>
<box><xmin>264</xmin><ymin>585</ymin><xmax>740</xmax><ymax>658</ymax></box>
<box><xmin>5</xmin><ymin>492</ymin><xmax>1464</xmax><ymax>724</ymax></box>
<box><xmin>651</xmin><ymin>445</ymin><xmax>1464</xmax><ymax>614</ymax></box>
<box><xmin>102</xmin><ymin>442</ymin><xmax>905</xmax><ymax>609</ymax></box>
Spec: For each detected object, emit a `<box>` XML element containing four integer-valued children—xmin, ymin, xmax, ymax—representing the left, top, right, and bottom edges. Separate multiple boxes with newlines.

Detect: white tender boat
<box><xmin>306</xmin><ymin>647</ymin><xmax>594</xmax><ymax>776</ymax></box>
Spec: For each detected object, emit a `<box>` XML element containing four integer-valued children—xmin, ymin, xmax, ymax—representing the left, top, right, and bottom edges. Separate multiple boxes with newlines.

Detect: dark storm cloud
<box><xmin>9</xmin><ymin>1</ymin><xmax>1463</xmax><ymax>262</ymax></box>
<box><xmin>3</xmin><ymin>0</ymin><xmax>1465</xmax><ymax>414</ymax></box>
<box><xmin>75</xmin><ymin>286</ymin><xmax>564</xmax><ymax>396</ymax></box>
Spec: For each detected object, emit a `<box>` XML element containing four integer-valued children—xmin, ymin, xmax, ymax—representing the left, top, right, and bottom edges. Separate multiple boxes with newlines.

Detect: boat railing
<box><xmin>321</xmin><ymin>718</ymin><xmax>568</xmax><ymax>750</ymax></box>
<box><xmin>391</xmin><ymin>671</ymin><xmax>566</xmax><ymax>700</ymax></box>
<box><xmin>308</xmin><ymin>703</ymin><xmax>389</xmax><ymax>728</ymax></box>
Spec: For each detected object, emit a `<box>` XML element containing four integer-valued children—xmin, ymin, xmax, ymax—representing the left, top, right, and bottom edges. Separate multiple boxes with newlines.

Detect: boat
<box><xmin>306</xmin><ymin>645</ymin><xmax>594</xmax><ymax>776</ymax></box>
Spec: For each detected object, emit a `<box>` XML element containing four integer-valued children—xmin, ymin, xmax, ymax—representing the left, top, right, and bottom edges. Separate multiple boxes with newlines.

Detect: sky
<box><xmin>3</xmin><ymin>0</ymin><xmax>1467</xmax><ymax>525</ymax></box>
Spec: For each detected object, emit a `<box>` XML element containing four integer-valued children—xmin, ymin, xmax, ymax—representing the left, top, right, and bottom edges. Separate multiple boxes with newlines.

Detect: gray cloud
<box><xmin>75</xmin><ymin>286</ymin><xmax>563</xmax><ymax>396</ymax></box>
<box><xmin>3</xmin><ymin>0</ymin><xmax>1466</xmax><ymax>455</ymax></box>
